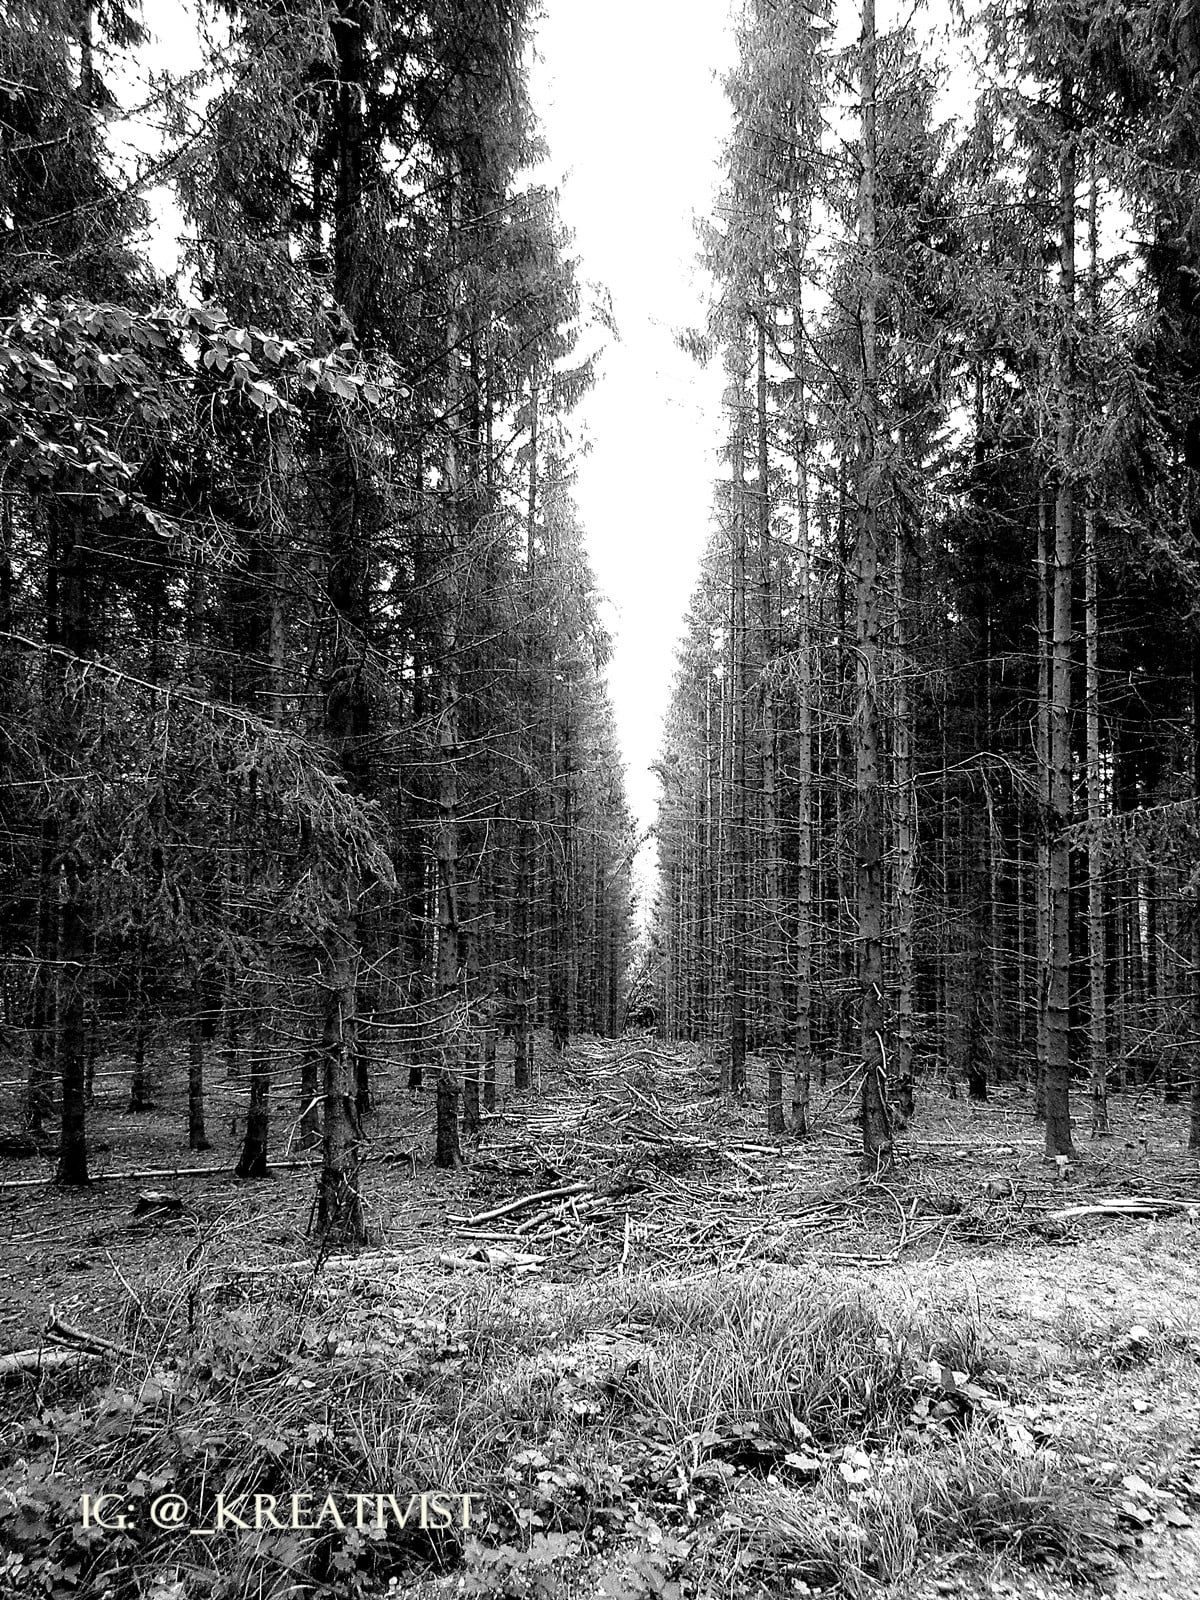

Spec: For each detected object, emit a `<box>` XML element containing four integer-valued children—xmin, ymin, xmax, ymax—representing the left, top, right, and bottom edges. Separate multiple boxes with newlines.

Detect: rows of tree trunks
<box><xmin>653</xmin><ymin>0</ymin><xmax>1200</xmax><ymax>1168</ymax></box>
<box><xmin>0</xmin><ymin>1</ymin><xmax>638</xmax><ymax>1237</ymax></box>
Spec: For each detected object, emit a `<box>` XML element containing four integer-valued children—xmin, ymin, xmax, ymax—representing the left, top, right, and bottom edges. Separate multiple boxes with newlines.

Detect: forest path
<box><xmin>2</xmin><ymin>1037</ymin><xmax>1200</xmax><ymax>1599</ymax></box>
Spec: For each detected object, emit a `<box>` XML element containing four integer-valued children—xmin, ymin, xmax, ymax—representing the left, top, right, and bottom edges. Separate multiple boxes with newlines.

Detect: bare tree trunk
<box><xmin>237</xmin><ymin>1022</ymin><xmax>271</xmax><ymax>1179</ymax></box>
<box><xmin>55</xmin><ymin>871</ymin><xmax>89</xmax><ymax>1187</ymax></box>
<box><xmin>434</xmin><ymin>143</ymin><xmax>466</xmax><ymax>1169</ymax></box>
<box><xmin>187</xmin><ymin>984</ymin><xmax>210</xmax><ymax>1152</ymax></box>
<box><xmin>548</xmin><ymin>689</ymin><xmax>569</xmax><ymax>1055</ymax></box>
<box><xmin>893</xmin><ymin>509</ymin><xmax>916</xmax><ymax>1125</ymax></box>
<box><xmin>514</xmin><ymin>813</ymin><xmax>532</xmax><ymax>1092</ymax></box>
<box><xmin>856</xmin><ymin>0</ymin><xmax>892</xmax><ymax>1172</ymax></box>
<box><xmin>54</xmin><ymin>521</ymin><xmax>90</xmax><ymax>1187</ymax></box>
<box><xmin>1084</xmin><ymin>493</ymin><xmax>1107</xmax><ymax>1135</ymax></box>
<box><xmin>27</xmin><ymin>514</ymin><xmax>57</xmax><ymax>1134</ymax></box>
<box><xmin>236</xmin><ymin>737</ymin><xmax>271</xmax><ymax>1176</ymax></box>
<box><xmin>462</xmin><ymin>1035</ymin><xmax>481</xmax><ymax>1139</ymax></box>
<box><xmin>940</xmin><ymin>671</ymin><xmax>956</xmax><ymax>1096</ymax></box>
<box><xmin>729</xmin><ymin>327</ymin><xmax>749</xmax><ymax>1096</ymax></box>
<box><xmin>756</xmin><ymin>308</ymin><xmax>785</xmax><ymax>1130</ymax></box>
<box><xmin>27</xmin><ymin>820</ymin><xmax>56</xmax><ymax>1133</ymax></box>
<box><xmin>986</xmin><ymin>626</ymin><xmax>1005</xmax><ymax>1079</ymax></box>
<box><xmin>514</xmin><ymin>373</ymin><xmax>538</xmax><ymax>1093</ymax></box>
<box><xmin>1084</xmin><ymin>154</ymin><xmax>1108</xmax><ymax>1137</ymax></box>
<box><xmin>1190</xmin><ymin>640</ymin><xmax>1200</xmax><ymax>1150</ymax></box>
<box><xmin>792</xmin><ymin>277</ymin><xmax>814</xmax><ymax>1136</ymax></box>
<box><xmin>128</xmin><ymin>935</ymin><xmax>153</xmax><ymax>1112</ymax></box>
<box><xmin>312</xmin><ymin>0</ymin><xmax>373</xmax><ymax>1240</ymax></box>
<box><xmin>483</xmin><ymin>1027</ymin><xmax>497</xmax><ymax>1113</ymax></box>
<box><xmin>1035</xmin><ymin>492</ymin><xmax>1051</xmax><ymax>1119</ymax></box>
<box><xmin>836</xmin><ymin>466</ymin><xmax>850</xmax><ymax>1082</ymax></box>
<box><xmin>1044</xmin><ymin>73</ymin><xmax>1077</xmax><ymax>1161</ymax></box>
<box><xmin>317</xmin><ymin>922</ymin><xmax>364</xmax><ymax>1233</ymax></box>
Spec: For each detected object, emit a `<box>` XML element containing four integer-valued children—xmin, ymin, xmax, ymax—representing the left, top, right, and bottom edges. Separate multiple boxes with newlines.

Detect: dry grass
<box><xmin>1</xmin><ymin>1248</ymin><xmax>1179</xmax><ymax>1599</ymax></box>
<box><xmin>3</xmin><ymin>1039</ymin><xmax>1200</xmax><ymax>1598</ymax></box>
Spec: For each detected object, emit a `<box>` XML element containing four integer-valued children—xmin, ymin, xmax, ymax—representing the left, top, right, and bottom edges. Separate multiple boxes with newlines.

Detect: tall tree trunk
<box><xmin>756</xmin><ymin>308</ymin><xmax>785</xmax><ymax>1130</ymax></box>
<box><xmin>1190</xmin><ymin>640</ymin><xmax>1200</xmax><ymax>1149</ymax></box>
<box><xmin>893</xmin><ymin>499</ymin><xmax>916</xmax><ymax>1125</ymax></box>
<box><xmin>434</xmin><ymin>139</ymin><xmax>467</xmax><ymax>1169</ymax></box>
<box><xmin>1044</xmin><ymin>73</ymin><xmax>1077</xmax><ymax>1161</ymax></box>
<box><xmin>237</xmin><ymin>774</ymin><xmax>271</xmax><ymax>1181</ymax></box>
<box><xmin>965</xmin><ymin>372</ymin><xmax>990</xmax><ymax>1106</ymax></box>
<box><xmin>54</xmin><ymin>519</ymin><xmax>90</xmax><ymax>1187</ymax></box>
<box><xmin>403</xmin><ymin>648</ymin><xmax>428</xmax><ymax>1096</ymax></box>
<box><xmin>548</xmin><ymin>683</ymin><xmax>568</xmax><ymax>1054</ymax></box>
<box><xmin>1035</xmin><ymin>492</ymin><xmax>1051</xmax><ymax>1118</ymax></box>
<box><xmin>513</xmin><ymin>373</ymin><xmax>538</xmax><ymax>1093</ymax></box>
<box><xmin>940</xmin><ymin>670</ymin><xmax>955</xmax><ymax>1095</ymax></box>
<box><xmin>1084</xmin><ymin>151</ymin><xmax>1108</xmax><ymax>1137</ymax></box>
<box><xmin>27</xmin><ymin>512</ymin><xmax>58</xmax><ymax>1134</ymax></box>
<box><xmin>128</xmin><ymin>934</ymin><xmax>153</xmax><ymax>1111</ymax></box>
<box><xmin>836</xmin><ymin>465</ymin><xmax>851</xmax><ymax>1081</ymax></box>
<box><xmin>856</xmin><ymin>0</ymin><xmax>892</xmax><ymax>1171</ymax></box>
<box><xmin>315</xmin><ymin>5</ymin><xmax>370</xmax><ymax>1236</ymax></box>
<box><xmin>729</xmin><ymin>328</ymin><xmax>749</xmax><ymax>1096</ymax></box>
<box><xmin>792</xmin><ymin>279</ymin><xmax>814</xmax><ymax>1136</ymax></box>
<box><xmin>188</xmin><ymin>977</ymin><xmax>210</xmax><ymax>1152</ymax></box>
<box><xmin>55</xmin><ymin>864</ymin><xmax>88</xmax><ymax>1187</ymax></box>
<box><xmin>318</xmin><ymin>920</ymin><xmax>364</xmax><ymax>1232</ymax></box>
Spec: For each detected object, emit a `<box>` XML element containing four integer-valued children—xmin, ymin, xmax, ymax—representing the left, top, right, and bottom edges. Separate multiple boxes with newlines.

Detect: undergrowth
<box><xmin>0</xmin><ymin>1263</ymin><xmax>1142</xmax><ymax>1599</ymax></box>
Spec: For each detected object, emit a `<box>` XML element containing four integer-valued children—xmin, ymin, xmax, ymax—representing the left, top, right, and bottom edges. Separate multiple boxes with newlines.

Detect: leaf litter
<box><xmin>3</xmin><ymin>1039</ymin><xmax>1200</xmax><ymax>1597</ymax></box>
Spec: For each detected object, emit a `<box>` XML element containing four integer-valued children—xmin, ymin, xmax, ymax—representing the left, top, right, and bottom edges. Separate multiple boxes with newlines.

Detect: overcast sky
<box><xmin>528</xmin><ymin>0</ymin><xmax>737</xmax><ymax>904</ymax></box>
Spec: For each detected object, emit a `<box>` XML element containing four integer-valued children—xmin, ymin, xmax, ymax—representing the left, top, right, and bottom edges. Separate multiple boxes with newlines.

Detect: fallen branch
<box><xmin>45</xmin><ymin>1314</ymin><xmax>133</xmax><ymax>1359</ymax></box>
<box><xmin>0</xmin><ymin>1157</ymin><xmax>320</xmax><ymax>1192</ymax></box>
<box><xmin>1046</xmin><ymin>1197</ymin><xmax>1200</xmax><ymax>1224</ymax></box>
<box><xmin>0</xmin><ymin>1346</ymin><xmax>102</xmax><ymax>1379</ymax></box>
<box><xmin>449</xmin><ymin>1181</ymin><xmax>591</xmax><ymax>1229</ymax></box>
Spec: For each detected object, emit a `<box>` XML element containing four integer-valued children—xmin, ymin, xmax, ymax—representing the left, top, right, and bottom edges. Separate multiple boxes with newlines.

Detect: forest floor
<box><xmin>0</xmin><ymin>1036</ymin><xmax>1198</xmax><ymax>1599</ymax></box>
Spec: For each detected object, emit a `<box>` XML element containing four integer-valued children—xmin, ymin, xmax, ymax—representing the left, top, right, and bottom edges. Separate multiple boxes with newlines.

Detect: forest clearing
<box><xmin>2</xmin><ymin>1038</ymin><xmax>1200</xmax><ymax>1600</ymax></box>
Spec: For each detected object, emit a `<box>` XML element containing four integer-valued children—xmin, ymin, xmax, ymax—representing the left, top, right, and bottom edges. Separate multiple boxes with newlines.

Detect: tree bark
<box><xmin>1035</xmin><ymin>492</ymin><xmax>1051</xmax><ymax>1118</ymax></box>
<box><xmin>188</xmin><ymin>977</ymin><xmax>210</xmax><ymax>1152</ymax></box>
<box><xmin>128</xmin><ymin>935</ymin><xmax>153</xmax><ymax>1112</ymax></box>
<box><xmin>514</xmin><ymin>371</ymin><xmax>538</xmax><ymax>1094</ymax></box>
<box><xmin>856</xmin><ymin>0</ymin><xmax>892</xmax><ymax>1172</ymax></box>
<box><xmin>236</xmin><ymin>999</ymin><xmax>270</xmax><ymax>1179</ymax></box>
<box><xmin>792</xmin><ymin>276</ymin><xmax>814</xmax><ymax>1137</ymax></box>
<box><xmin>1084</xmin><ymin>153</ymin><xmax>1108</xmax><ymax>1137</ymax></box>
<box><xmin>756</xmin><ymin>307</ymin><xmax>785</xmax><ymax>1129</ymax></box>
<box><xmin>54</xmin><ymin>520</ymin><xmax>91</xmax><ymax>1188</ymax></box>
<box><xmin>55</xmin><ymin>862</ymin><xmax>89</xmax><ymax>1187</ymax></box>
<box><xmin>313</xmin><ymin>2</ymin><xmax>371</xmax><ymax>1235</ymax></box>
<box><xmin>1189</xmin><ymin>639</ymin><xmax>1200</xmax><ymax>1150</ymax></box>
<box><xmin>892</xmin><ymin>366</ymin><xmax>918</xmax><ymax>1126</ymax></box>
<box><xmin>433</xmin><ymin>136</ymin><xmax>467</xmax><ymax>1169</ymax></box>
<box><xmin>317</xmin><ymin>922</ymin><xmax>364</xmax><ymax>1235</ymax></box>
<box><xmin>728</xmin><ymin>326</ymin><xmax>749</xmax><ymax>1096</ymax></box>
<box><xmin>1044</xmin><ymin>73</ymin><xmax>1077</xmax><ymax>1161</ymax></box>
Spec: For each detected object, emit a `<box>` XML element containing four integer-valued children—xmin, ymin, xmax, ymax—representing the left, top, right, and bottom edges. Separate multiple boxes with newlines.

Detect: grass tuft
<box><xmin>0</xmin><ymin>1260</ymin><xmax>1160</xmax><ymax>1598</ymax></box>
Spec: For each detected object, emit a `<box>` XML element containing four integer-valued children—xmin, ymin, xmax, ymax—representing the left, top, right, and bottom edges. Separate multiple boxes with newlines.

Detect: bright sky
<box><xmin>529</xmin><ymin>1</ymin><xmax>737</xmax><ymax>867</ymax></box>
